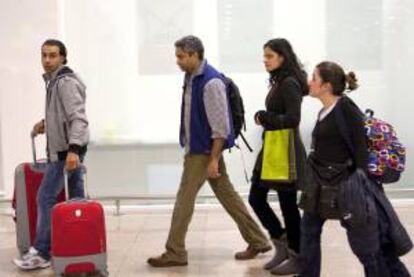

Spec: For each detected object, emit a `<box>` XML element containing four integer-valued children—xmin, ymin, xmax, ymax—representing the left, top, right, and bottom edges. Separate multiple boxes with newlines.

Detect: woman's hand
<box><xmin>254</xmin><ymin>111</ymin><xmax>265</xmax><ymax>126</ymax></box>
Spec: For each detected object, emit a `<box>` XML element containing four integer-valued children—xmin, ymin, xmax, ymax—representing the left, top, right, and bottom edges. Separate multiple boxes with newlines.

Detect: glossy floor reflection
<box><xmin>1</xmin><ymin>201</ymin><xmax>413</xmax><ymax>276</ymax></box>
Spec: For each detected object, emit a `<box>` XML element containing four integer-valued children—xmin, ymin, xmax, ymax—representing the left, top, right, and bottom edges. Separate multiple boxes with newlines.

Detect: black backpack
<box><xmin>223</xmin><ymin>76</ymin><xmax>253</xmax><ymax>152</ymax></box>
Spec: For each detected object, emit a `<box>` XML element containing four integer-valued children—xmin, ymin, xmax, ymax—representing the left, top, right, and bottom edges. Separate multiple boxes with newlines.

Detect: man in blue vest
<box><xmin>147</xmin><ymin>35</ymin><xmax>270</xmax><ymax>267</ymax></box>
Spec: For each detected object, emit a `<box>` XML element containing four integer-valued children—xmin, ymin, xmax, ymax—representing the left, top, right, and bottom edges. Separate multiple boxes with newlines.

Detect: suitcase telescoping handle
<box><xmin>63</xmin><ymin>166</ymin><xmax>89</xmax><ymax>201</ymax></box>
<box><xmin>30</xmin><ymin>131</ymin><xmax>37</xmax><ymax>164</ymax></box>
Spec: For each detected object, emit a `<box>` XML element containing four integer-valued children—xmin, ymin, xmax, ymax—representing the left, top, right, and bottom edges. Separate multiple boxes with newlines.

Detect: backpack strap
<box><xmin>239</xmin><ymin>133</ymin><xmax>253</xmax><ymax>152</ymax></box>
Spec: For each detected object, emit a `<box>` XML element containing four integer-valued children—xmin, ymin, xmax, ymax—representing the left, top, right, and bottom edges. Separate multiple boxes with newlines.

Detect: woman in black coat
<box><xmin>298</xmin><ymin>61</ymin><xmax>411</xmax><ymax>277</ymax></box>
<box><xmin>248</xmin><ymin>38</ymin><xmax>308</xmax><ymax>275</ymax></box>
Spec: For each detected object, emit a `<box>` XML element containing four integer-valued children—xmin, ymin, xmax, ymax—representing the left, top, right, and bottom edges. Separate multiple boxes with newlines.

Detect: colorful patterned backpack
<box><xmin>364</xmin><ymin>109</ymin><xmax>406</xmax><ymax>183</ymax></box>
<box><xmin>335</xmin><ymin>97</ymin><xmax>406</xmax><ymax>184</ymax></box>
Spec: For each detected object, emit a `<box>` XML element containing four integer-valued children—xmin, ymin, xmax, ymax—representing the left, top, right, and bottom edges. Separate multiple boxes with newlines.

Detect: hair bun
<box><xmin>345</xmin><ymin>71</ymin><xmax>359</xmax><ymax>91</ymax></box>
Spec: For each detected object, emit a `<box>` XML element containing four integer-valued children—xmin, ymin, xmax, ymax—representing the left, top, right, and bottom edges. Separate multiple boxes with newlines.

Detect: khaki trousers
<box><xmin>164</xmin><ymin>154</ymin><xmax>269</xmax><ymax>261</ymax></box>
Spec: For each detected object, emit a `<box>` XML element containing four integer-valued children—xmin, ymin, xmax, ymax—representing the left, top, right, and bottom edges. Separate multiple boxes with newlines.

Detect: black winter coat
<box><xmin>252</xmin><ymin>75</ymin><xmax>307</xmax><ymax>191</ymax></box>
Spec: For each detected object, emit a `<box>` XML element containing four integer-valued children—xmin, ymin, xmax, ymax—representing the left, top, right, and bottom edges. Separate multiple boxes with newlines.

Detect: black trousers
<box><xmin>248</xmin><ymin>181</ymin><xmax>301</xmax><ymax>253</ymax></box>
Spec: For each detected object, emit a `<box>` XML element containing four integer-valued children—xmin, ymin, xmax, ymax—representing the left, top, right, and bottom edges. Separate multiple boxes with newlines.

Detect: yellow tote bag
<box><xmin>261</xmin><ymin>129</ymin><xmax>297</xmax><ymax>183</ymax></box>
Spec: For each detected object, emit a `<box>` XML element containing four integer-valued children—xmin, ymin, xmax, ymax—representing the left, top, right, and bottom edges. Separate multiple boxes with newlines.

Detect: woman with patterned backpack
<box><xmin>298</xmin><ymin>61</ymin><xmax>412</xmax><ymax>277</ymax></box>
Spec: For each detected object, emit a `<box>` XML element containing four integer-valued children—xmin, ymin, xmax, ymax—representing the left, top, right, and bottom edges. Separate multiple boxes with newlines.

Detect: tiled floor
<box><xmin>0</xmin><ymin>201</ymin><xmax>413</xmax><ymax>277</ymax></box>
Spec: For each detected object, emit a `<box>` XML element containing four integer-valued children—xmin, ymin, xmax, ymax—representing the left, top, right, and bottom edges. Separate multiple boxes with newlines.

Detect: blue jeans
<box><xmin>34</xmin><ymin>161</ymin><xmax>85</xmax><ymax>260</ymax></box>
<box><xmin>298</xmin><ymin>212</ymin><xmax>390</xmax><ymax>277</ymax></box>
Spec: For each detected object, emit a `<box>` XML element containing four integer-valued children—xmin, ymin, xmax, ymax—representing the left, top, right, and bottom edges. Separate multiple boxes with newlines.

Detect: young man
<box><xmin>147</xmin><ymin>35</ymin><xmax>271</xmax><ymax>267</ymax></box>
<box><xmin>13</xmin><ymin>39</ymin><xmax>89</xmax><ymax>270</ymax></box>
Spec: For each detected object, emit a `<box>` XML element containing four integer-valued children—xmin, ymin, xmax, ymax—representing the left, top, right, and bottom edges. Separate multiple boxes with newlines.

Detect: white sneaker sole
<box><xmin>13</xmin><ymin>258</ymin><xmax>51</xmax><ymax>271</ymax></box>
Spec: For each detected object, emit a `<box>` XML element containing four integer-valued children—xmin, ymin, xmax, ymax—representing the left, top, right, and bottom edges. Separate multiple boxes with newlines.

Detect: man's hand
<box><xmin>32</xmin><ymin>120</ymin><xmax>45</xmax><ymax>136</ymax></box>
<box><xmin>207</xmin><ymin>158</ymin><xmax>221</xmax><ymax>179</ymax></box>
<box><xmin>65</xmin><ymin>152</ymin><xmax>80</xmax><ymax>171</ymax></box>
<box><xmin>207</xmin><ymin>138</ymin><xmax>225</xmax><ymax>179</ymax></box>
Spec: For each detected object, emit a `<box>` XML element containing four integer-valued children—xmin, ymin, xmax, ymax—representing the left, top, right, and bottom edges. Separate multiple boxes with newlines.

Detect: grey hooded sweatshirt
<box><xmin>43</xmin><ymin>66</ymin><xmax>89</xmax><ymax>162</ymax></box>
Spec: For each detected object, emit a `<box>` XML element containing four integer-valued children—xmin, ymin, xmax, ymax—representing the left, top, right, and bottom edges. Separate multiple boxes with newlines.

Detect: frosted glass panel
<box><xmin>218</xmin><ymin>0</ymin><xmax>273</xmax><ymax>72</ymax></box>
<box><xmin>137</xmin><ymin>0</ymin><xmax>193</xmax><ymax>75</ymax></box>
<box><xmin>326</xmin><ymin>0</ymin><xmax>383</xmax><ymax>70</ymax></box>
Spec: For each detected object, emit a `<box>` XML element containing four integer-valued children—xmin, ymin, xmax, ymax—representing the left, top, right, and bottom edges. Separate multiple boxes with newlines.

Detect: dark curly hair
<box><xmin>264</xmin><ymin>38</ymin><xmax>309</xmax><ymax>95</ymax></box>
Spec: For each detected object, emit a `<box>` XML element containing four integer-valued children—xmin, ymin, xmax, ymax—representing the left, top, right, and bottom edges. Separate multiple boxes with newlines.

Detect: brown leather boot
<box><xmin>235</xmin><ymin>244</ymin><xmax>272</xmax><ymax>260</ymax></box>
<box><xmin>147</xmin><ymin>253</ymin><xmax>188</xmax><ymax>267</ymax></box>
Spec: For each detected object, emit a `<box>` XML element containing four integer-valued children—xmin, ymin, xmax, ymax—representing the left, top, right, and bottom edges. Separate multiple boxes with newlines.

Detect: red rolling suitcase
<box><xmin>51</xmin><ymin>169</ymin><xmax>107</xmax><ymax>276</ymax></box>
<box><xmin>12</xmin><ymin>133</ymin><xmax>65</xmax><ymax>255</ymax></box>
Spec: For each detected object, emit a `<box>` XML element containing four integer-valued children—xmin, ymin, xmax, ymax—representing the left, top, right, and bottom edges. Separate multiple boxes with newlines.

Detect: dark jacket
<box><xmin>334</xmin><ymin>96</ymin><xmax>368</xmax><ymax>171</ymax></box>
<box><xmin>298</xmin><ymin>153</ymin><xmax>352</xmax><ymax>217</ymax></box>
<box><xmin>299</xmin><ymin>96</ymin><xmax>368</xmax><ymax>212</ymax></box>
<box><xmin>332</xmin><ymin>98</ymin><xmax>411</xmax><ymax>256</ymax></box>
<box><xmin>252</xmin><ymin>75</ymin><xmax>307</xmax><ymax>191</ymax></box>
<box><xmin>341</xmin><ymin>170</ymin><xmax>413</xmax><ymax>257</ymax></box>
